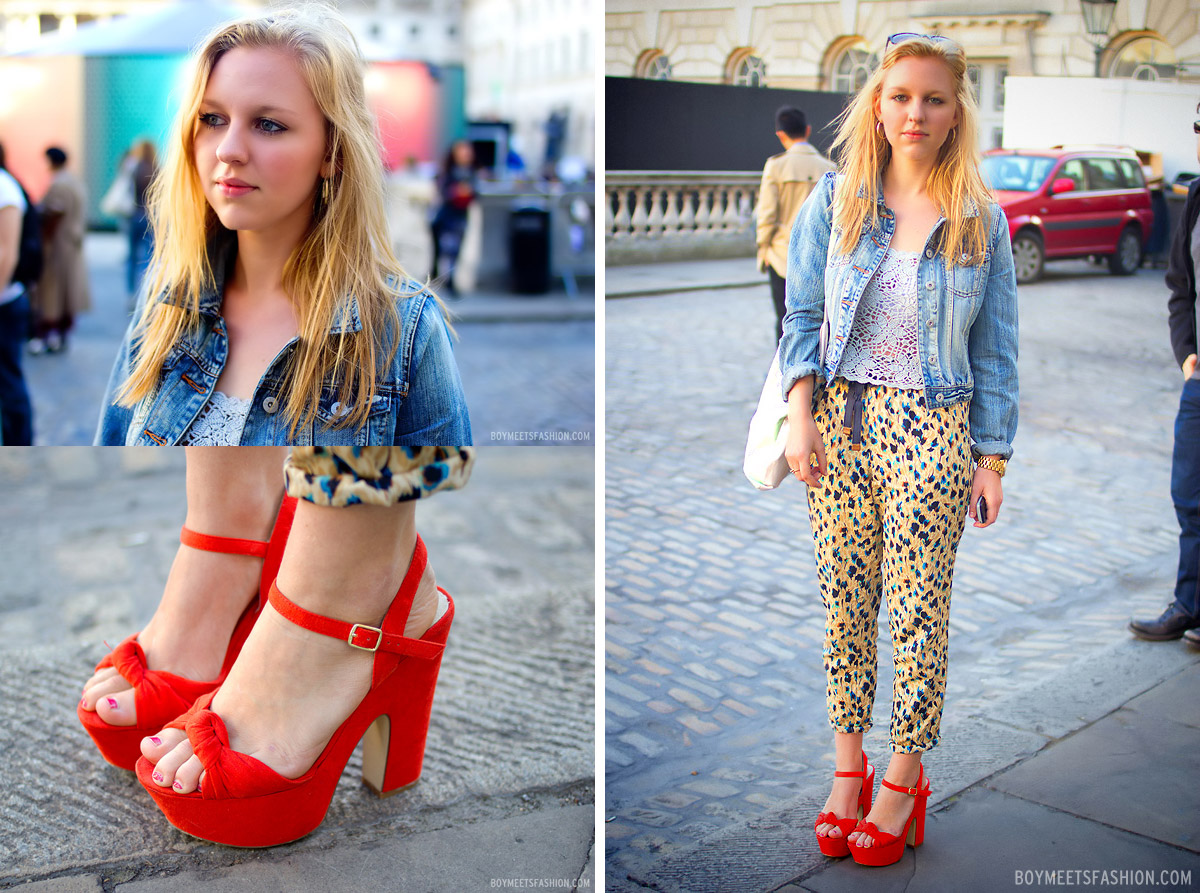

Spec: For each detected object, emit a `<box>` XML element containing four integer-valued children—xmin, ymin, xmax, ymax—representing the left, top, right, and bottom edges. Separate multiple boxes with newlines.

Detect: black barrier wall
<box><xmin>606</xmin><ymin>77</ymin><xmax>851</xmax><ymax>171</ymax></box>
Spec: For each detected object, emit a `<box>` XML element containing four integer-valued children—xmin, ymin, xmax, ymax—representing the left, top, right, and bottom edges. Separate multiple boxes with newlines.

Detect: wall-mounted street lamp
<box><xmin>1080</xmin><ymin>0</ymin><xmax>1118</xmax><ymax>77</ymax></box>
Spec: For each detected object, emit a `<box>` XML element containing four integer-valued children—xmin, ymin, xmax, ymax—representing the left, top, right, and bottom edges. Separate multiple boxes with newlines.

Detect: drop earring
<box><xmin>321</xmin><ymin>177</ymin><xmax>331</xmax><ymax>206</ymax></box>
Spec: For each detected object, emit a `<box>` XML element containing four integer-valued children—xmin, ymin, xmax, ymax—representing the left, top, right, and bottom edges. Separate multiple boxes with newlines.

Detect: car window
<box><xmin>981</xmin><ymin>155</ymin><xmax>1056</xmax><ymax>192</ymax></box>
<box><xmin>1117</xmin><ymin>158</ymin><xmax>1145</xmax><ymax>188</ymax></box>
<box><xmin>1084</xmin><ymin>158</ymin><xmax>1124</xmax><ymax>191</ymax></box>
<box><xmin>1057</xmin><ymin>159</ymin><xmax>1087</xmax><ymax>192</ymax></box>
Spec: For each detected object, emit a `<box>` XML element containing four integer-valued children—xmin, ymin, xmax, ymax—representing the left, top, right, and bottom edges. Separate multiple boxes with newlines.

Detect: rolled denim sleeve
<box><xmin>779</xmin><ymin>170</ymin><xmax>836</xmax><ymax>400</ymax></box>
<box><xmin>395</xmin><ymin>295</ymin><xmax>472</xmax><ymax>446</ymax></box>
<box><xmin>967</xmin><ymin>208</ymin><xmax>1019</xmax><ymax>459</ymax></box>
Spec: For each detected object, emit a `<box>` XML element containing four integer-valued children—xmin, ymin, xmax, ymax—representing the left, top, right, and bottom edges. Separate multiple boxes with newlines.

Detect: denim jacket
<box><xmin>95</xmin><ymin>242</ymin><xmax>472</xmax><ymax>446</ymax></box>
<box><xmin>780</xmin><ymin>171</ymin><xmax>1018</xmax><ymax>459</ymax></box>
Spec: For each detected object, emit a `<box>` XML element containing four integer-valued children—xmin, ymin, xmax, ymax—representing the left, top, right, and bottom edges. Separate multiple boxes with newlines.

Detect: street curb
<box><xmin>605</xmin><ymin>279</ymin><xmax>763</xmax><ymax>299</ymax></box>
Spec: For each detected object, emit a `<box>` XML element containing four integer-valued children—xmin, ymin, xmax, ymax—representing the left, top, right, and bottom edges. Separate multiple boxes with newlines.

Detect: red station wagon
<box><xmin>981</xmin><ymin>146</ymin><xmax>1154</xmax><ymax>284</ymax></box>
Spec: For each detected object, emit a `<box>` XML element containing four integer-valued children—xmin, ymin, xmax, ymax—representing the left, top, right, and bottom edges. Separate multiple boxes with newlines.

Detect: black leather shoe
<box><xmin>1184</xmin><ymin>628</ymin><xmax>1200</xmax><ymax>648</ymax></box>
<box><xmin>1129</xmin><ymin>604</ymin><xmax>1200</xmax><ymax>641</ymax></box>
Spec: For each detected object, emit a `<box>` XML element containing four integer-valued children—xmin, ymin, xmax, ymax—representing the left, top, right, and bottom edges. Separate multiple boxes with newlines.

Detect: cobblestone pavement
<box><xmin>0</xmin><ymin>446</ymin><xmax>595</xmax><ymax>886</ymax></box>
<box><xmin>605</xmin><ymin>261</ymin><xmax>1185</xmax><ymax>891</ymax></box>
<box><xmin>18</xmin><ymin>233</ymin><xmax>594</xmax><ymax>445</ymax></box>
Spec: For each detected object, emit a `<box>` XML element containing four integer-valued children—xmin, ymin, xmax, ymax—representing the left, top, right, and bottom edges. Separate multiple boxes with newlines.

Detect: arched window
<box><xmin>829</xmin><ymin>41</ymin><xmax>878</xmax><ymax>92</ymax></box>
<box><xmin>634</xmin><ymin>48</ymin><xmax>673</xmax><ymax>80</ymax></box>
<box><xmin>726</xmin><ymin>48</ymin><xmax>767</xmax><ymax>87</ymax></box>
<box><xmin>1108</xmin><ymin>34</ymin><xmax>1176</xmax><ymax>81</ymax></box>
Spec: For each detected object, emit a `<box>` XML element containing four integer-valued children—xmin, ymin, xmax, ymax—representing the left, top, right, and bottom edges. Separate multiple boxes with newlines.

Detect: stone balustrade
<box><xmin>605</xmin><ymin>171</ymin><xmax>760</xmax><ymax>265</ymax></box>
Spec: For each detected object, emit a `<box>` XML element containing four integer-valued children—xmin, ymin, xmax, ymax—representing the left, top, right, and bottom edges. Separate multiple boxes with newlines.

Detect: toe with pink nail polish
<box><xmin>149</xmin><ymin>736</ymin><xmax>162</xmax><ymax>746</ymax></box>
<box><xmin>105</xmin><ymin>697</ymin><xmax>118</xmax><ymax>710</ymax></box>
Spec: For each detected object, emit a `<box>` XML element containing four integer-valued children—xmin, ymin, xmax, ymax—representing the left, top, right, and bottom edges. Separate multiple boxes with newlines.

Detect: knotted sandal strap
<box><xmin>101</xmin><ymin>635</ymin><xmax>219</xmax><ymax>719</ymax></box>
<box><xmin>180</xmin><ymin>527</ymin><xmax>270</xmax><ymax>558</ymax></box>
<box><xmin>265</xmin><ymin>536</ymin><xmax>443</xmax><ymax>661</ymax></box>
<box><xmin>814</xmin><ymin>812</ymin><xmax>859</xmax><ymax>836</ymax></box>
<box><xmin>851</xmin><ymin>819</ymin><xmax>902</xmax><ymax>846</ymax></box>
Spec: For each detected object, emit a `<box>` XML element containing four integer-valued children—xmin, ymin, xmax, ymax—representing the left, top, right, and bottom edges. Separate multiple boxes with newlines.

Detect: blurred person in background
<box><xmin>1130</xmin><ymin>100</ymin><xmax>1200</xmax><ymax>646</ymax></box>
<box><xmin>754</xmin><ymin>105</ymin><xmax>835</xmax><ymax>344</ymax></box>
<box><xmin>31</xmin><ymin>146</ymin><xmax>91</xmax><ymax>354</ymax></box>
<box><xmin>0</xmin><ymin>142</ymin><xmax>36</xmax><ymax>444</ymax></box>
<box><xmin>430</xmin><ymin>140</ymin><xmax>476</xmax><ymax>296</ymax></box>
<box><xmin>128</xmin><ymin>138</ymin><xmax>158</xmax><ymax>301</ymax></box>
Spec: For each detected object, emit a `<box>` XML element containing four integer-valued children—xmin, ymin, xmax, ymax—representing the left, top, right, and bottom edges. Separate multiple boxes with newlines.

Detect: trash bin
<box><xmin>509</xmin><ymin>204</ymin><xmax>551</xmax><ymax>294</ymax></box>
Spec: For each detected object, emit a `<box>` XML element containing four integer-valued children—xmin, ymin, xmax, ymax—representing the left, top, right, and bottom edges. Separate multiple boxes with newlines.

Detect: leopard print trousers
<box><xmin>285</xmin><ymin>447</ymin><xmax>474</xmax><ymax>507</ymax></box>
<box><xmin>806</xmin><ymin>378</ymin><xmax>972</xmax><ymax>752</ymax></box>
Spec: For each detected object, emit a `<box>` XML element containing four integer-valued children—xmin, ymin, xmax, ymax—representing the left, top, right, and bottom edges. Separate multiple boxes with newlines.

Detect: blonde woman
<box><xmin>779</xmin><ymin>34</ymin><xmax>1018</xmax><ymax>866</ymax></box>
<box><xmin>95</xmin><ymin>6</ymin><xmax>470</xmax><ymax>445</ymax></box>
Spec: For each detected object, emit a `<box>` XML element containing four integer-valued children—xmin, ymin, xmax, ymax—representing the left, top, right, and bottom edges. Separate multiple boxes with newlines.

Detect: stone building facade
<box><xmin>606</xmin><ymin>0</ymin><xmax>1200</xmax><ymax>149</ymax></box>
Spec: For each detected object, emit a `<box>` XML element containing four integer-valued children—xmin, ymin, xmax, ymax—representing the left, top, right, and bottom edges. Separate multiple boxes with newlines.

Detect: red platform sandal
<box><xmin>847</xmin><ymin>765</ymin><xmax>930</xmax><ymax>866</ymax></box>
<box><xmin>813</xmin><ymin>752</ymin><xmax>874</xmax><ymax>857</ymax></box>
<box><xmin>78</xmin><ymin>496</ymin><xmax>297</xmax><ymax>771</ymax></box>
<box><xmin>134</xmin><ymin>535</ymin><xmax>453</xmax><ymax>847</ymax></box>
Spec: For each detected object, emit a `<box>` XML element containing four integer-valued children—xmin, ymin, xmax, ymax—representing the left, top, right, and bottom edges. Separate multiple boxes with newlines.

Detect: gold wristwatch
<box><xmin>976</xmin><ymin>455</ymin><xmax>1007</xmax><ymax>478</ymax></box>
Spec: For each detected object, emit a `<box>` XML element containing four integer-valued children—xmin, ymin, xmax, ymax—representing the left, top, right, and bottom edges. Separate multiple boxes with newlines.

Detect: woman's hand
<box><xmin>1184</xmin><ymin>354</ymin><xmax>1197</xmax><ymax>379</ymax></box>
<box><xmin>968</xmin><ymin>465</ymin><xmax>1003</xmax><ymax>529</ymax></box>
<box><xmin>784</xmin><ymin>377</ymin><xmax>826</xmax><ymax>489</ymax></box>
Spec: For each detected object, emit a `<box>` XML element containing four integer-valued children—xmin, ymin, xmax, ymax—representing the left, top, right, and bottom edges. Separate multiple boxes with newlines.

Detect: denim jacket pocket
<box><xmin>311</xmin><ymin>389</ymin><xmax>392</xmax><ymax>445</ymax></box>
<box><xmin>948</xmin><ymin>262</ymin><xmax>984</xmax><ymax>298</ymax></box>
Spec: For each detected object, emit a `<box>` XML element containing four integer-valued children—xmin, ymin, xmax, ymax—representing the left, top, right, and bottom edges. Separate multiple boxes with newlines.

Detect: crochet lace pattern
<box><xmin>838</xmin><ymin>248</ymin><xmax>924</xmax><ymax>389</ymax></box>
<box><xmin>180</xmin><ymin>391</ymin><xmax>253</xmax><ymax>445</ymax></box>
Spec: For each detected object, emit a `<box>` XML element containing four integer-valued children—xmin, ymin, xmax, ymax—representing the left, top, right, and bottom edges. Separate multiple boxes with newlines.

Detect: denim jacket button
<box><xmin>263</xmin><ymin>396</ymin><xmax>278</xmax><ymax>414</ymax></box>
<box><xmin>925</xmin><ymin>249</ymin><xmax>933</xmax><ymax>258</ymax></box>
<box><xmin>926</xmin><ymin>281</ymin><xmax>934</xmax><ymax>290</ymax></box>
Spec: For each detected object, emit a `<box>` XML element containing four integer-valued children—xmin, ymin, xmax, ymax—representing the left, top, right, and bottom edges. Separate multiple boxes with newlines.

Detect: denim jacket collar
<box><xmin>155</xmin><ymin>233</ymin><xmax>363</xmax><ymax>335</ymax></box>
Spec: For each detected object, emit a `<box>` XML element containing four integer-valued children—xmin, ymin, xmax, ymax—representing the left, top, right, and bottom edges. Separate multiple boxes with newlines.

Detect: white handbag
<box><xmin>742</xmin><ymin>347</ymin><xmax>791</xmax><ymax>490</ymax></box>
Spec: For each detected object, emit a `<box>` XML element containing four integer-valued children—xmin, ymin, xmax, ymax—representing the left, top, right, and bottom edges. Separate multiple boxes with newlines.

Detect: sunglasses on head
<box><xmin>1194</xmin><ymin>120</ymin><xmax>1200</xmax><ymax>134</ymax></box>
<box><xmin>885</xmin><ymin>32</ymin><xmax>963</xmax><ymax>56</ymax></box>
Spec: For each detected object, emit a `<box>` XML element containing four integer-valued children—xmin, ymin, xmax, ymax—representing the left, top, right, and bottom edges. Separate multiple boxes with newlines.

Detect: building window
<box><xmin>634</xmin><ymin>48</ymin><xmax>672</xmax><ymax>80</ymax></box>
<box><xmin>1110</xmin><ymin>35</ymin><xmax>1176</xmax><ymax>81</ymax></box>
<box><xmin>995</xmin><ymin>66</ymin><xmax>1007</xmax><ymax>111</ymax></box>
<box><xmin>832</xmin><ymin>46</ymin><xmax>877</xmax><ymax>92</ymax></box>
<box><xmin>726</xmin><ymin>48</ymin><xmax>767</xmax><ymax>87</ymax></box>
<box><xmin>966</xmin><ymin>64</ymin><xmax>981</xmax><ymax>101</ymax></box>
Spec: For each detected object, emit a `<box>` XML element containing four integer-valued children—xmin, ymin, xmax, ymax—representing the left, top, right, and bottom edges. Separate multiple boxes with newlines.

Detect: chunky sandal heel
<box><xmin>135</xmin><ymin>535</ymin><xmax>453</xmax><ymax>847</ymax></box>
<box><xmin>847</xmin><ymin>766</ymin><xmax>931</xmax><ymax>867</ymax></box>
<box><xmin>78</xmin><ymin>496</ymin><xmax>296</xmax><ymax>771</ymax></box>
<box><xmin>813</xmin><ymin>752</ymin><xmax>873</xmax><ymax>858</ymax></box>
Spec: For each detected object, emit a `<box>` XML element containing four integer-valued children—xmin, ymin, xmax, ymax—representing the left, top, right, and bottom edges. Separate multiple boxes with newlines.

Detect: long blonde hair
<box><xmin>829</xmin><ymin>35</ymin><xmax>991</xmax><ymax>264</ymax></box>
<box><xmin>118</xmin><ymin>4</ymin><xmax>412</xmax><ymax>433</ymax></box>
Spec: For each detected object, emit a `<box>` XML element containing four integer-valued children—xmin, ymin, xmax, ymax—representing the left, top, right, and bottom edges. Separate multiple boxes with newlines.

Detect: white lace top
<box><xmin>837</xmin><ymin>248</ymin><xmax>924</xmax><ymax>389</ymax></box>
<box><xmin>180</xmin><ymin>391</ymin><xmax>252</xmax><ymax>445</ymax></box>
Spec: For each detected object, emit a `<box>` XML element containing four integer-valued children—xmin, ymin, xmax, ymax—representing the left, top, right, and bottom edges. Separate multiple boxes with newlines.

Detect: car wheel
<box><xmin>1108</xmin><ymin>226</ymin><xmax>1142</xmax><ymax>275</ymax></box>
<box><xmin>1011</xmin><ymin>231</ymin><xmax>1044</xmax><ymax>284</ymax></box>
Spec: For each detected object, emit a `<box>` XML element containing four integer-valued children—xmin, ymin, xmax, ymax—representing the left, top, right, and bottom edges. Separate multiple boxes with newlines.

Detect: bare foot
<box><xmin>140</xmin><ymin>562</ymin><xmax>440</xmax><ymax>793</ymax></box>
<box><xmin>816</xmin><ymin>771</ymin><xmax>866</xmax><ymax>840</ymax></box>
<box><xmin>848</xmin><ymin>768</ymin><xmax>923</xmax><ymax>848</ymax></box>
<box><xmin>80</xmin><ymin>545</ymin><xmax>265</xmax><ymax>727</ymax></box>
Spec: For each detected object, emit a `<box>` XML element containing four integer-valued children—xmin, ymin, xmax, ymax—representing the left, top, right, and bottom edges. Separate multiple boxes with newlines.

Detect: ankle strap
<box><xmin>180</xmin><ymin>526</ymin><xmax>269</xmax><ymax>558</ymax></box>
<box><xmin>881</xmin><ymin>769</ymin><xmax>928</xmax><ymax>798</ymax></box>
<box><xmin>266</xmin><ymin>537</ymin><xmax>442</xmax><ymax>660</ymax></box>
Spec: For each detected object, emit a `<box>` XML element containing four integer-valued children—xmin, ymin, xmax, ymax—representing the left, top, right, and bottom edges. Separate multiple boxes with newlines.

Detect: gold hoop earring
<box><xmin>321</xmin><ymin>177</ymin><xmax>331</xmax><ymax>206</ymax></box>
<box><xmin>876</xmin><ymin>121</ymin><xmax>884</xmax><ymax>139</ymax></box>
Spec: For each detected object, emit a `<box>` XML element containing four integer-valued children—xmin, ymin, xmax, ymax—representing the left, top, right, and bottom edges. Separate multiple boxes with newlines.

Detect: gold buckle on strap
<box><xmin>348</xmin><ymin>623</ymin><xmax>382</xmax><ymax>652</ymax></box>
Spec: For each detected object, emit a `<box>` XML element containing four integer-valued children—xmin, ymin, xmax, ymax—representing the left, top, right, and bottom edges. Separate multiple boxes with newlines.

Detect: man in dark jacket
<box><xmin>1131</xmin><ymin>111</ymin><xmax>1200</xmax><ymax>644</ymax></box>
